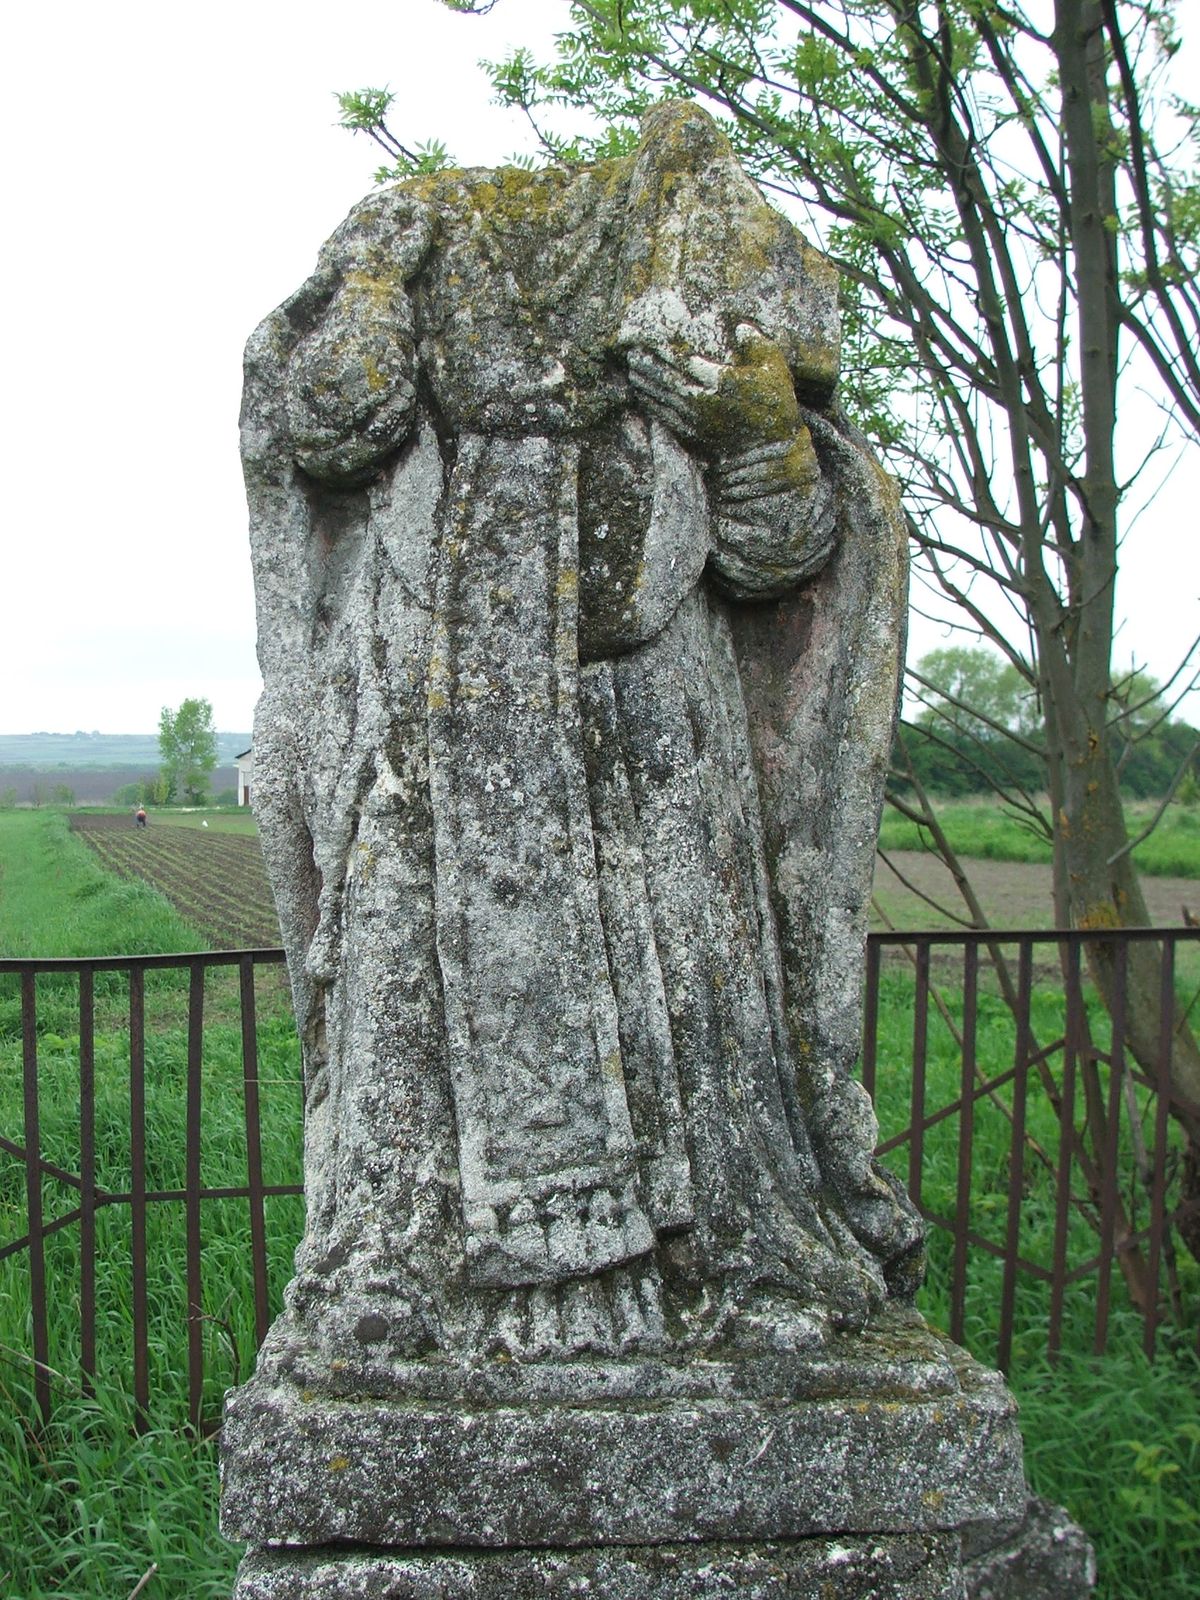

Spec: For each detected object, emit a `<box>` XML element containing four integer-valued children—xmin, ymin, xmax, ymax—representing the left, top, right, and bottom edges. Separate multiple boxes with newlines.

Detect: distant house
<box><xmin>234</xmin><ymin>748</ymin><xmax>253</xmax><ymax>807</ymax></box>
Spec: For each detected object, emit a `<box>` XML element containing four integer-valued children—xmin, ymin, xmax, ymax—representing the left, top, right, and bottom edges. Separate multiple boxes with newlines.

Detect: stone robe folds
<box><xmin>243</xmin><ymin>104</ymin><xmax>922</xmax><ymax>1363</ymax></box>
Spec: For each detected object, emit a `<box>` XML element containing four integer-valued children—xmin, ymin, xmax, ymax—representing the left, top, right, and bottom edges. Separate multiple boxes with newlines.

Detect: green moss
<box><xmin>692</xmin><ymin>334</ymin><xmax>805</xmax><ymax>457</ymax></box>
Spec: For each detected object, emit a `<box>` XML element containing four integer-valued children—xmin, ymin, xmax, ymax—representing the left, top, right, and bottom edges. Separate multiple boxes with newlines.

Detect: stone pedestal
<box><xmin>231</xmin><ymin>1537</ymin><xmax>969</xmax><ymax>1599</ymax></box>
<box><xmin>221</xmin><ymin>1308</ymin><xmax>1029</xmax><ymax>1598</ymax></box>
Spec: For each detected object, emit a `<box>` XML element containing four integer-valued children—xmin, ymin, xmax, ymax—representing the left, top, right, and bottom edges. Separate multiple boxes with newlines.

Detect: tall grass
<box><xmin>1</xmin><ymin>809</ymin><xmax>299</xmax><ymax>1596</ymax></box>
<box><xmin>0</xmin><ymin>1005</ymin><xmax>302</xmax><ymax>1595</ymax></box>
<box><xmin>871</xmin><ymin>965</ymin><xmax>1200</xmax><ymax>1597</ymax></box>
<box><xmin>0</xmin><ymin>810</ymin><xmax>205</xmax><ymax>960</ymax></box>
<box><xmin>2</xmin><ymin>812</ymin><xmax>1198</xmax><ymax>1595</ymax></box>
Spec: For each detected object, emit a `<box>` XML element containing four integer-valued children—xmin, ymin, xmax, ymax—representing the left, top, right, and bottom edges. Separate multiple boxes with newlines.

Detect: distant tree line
<box><xmin>894</xmin><ymin>647</ymin><xmax>1200</xmax><ymax>803</ymax></box>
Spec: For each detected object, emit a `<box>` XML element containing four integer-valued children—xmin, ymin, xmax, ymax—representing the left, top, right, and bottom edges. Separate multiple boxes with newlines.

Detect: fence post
<box><xmin>909</xmin><ymin>940</ymin><xmax>930</xmax><ymax>1212</ymax></box>
<box><xmin>129</xmin><ymin>965</ymin><xmax>149</xmax><ymax>1429</ymax></box>
<box><xmin>998</xmin><ymin>938</ymin><xmax>1032</xmax><ymax>1375</ymax></box>
<box><xmin>1094</xmin><ymin>937</ymin><xmax>1126</xmax><ymax>1358</ymax></box>
<box><xmin>950</xmin><ymin>939</ymin><xmax>978</xmax><ymax>1348</ymax></box>
<box><xmin>240</xmin><ymin>956</ymin><xmax>271</xmax><ymax>1348</ymax></box>
<box><xmin>1145</xmin><ymin>936</ymin><xmax>1176</xmax><ymax>1359</ymax></box>
<box><xmin>186</xmin><ymin>961</ymin><xmax>206</xmax><ymax>1430</ymax></box>
<box><xmin>21</xmin><ymin>970</ymin><xmax>51</xmax><ymax>1422</ymax></box>
<box><xmin>79</xmin><ymin>966</ymin><xmax>97</xmax><ymax>1393</ymax></box>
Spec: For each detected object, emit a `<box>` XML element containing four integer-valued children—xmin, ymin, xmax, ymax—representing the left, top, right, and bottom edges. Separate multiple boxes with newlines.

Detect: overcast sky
<box><xmin>3</xmin><ymin>0</ymin><xmax>1196</xmax><ymax>734</ymax></box>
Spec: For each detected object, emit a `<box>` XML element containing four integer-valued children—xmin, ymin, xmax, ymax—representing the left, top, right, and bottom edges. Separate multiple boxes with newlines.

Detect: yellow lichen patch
<box><xmin>465</xmin><ymin>165</ymin><xmax>568</xmax><ymax>235</ymax></box>
<box><xmin>362</xmin><ymin>356</ymin><xmax>388</xmax><ymax>394</ymax></box>
<box><xmin>602</xmin><ymin>1049</ymin><xmax>626</xmax><ymax>1082</ymax></box>
<box><xmin>327</xmin><ymin>1455</ymin><xmax>351</xmax><ymax>1473</ymax></box>
<box><xmin>777</xmin><ymin>427</ymin><xmax>822</xmax><ymax>495</ymax></box>
<box><xmin>921</xmin><ymin>1489</ymin><xmax>946</xmax><ymax>1511</ymax></box>
<box><xmin>788</xmin><ymin>335</ymin><xmax>841</xmax><ymax>394</ymax></box>
<box><xmin>589</xmin><ymin>156</ymin><xmax>629</xmax><ymax>198</ymax></box>
<box><xmin>719</xmin><ymin>203</ymin><xmax>784</xmax><ymax>291</ymax></box>
<box><xmin>699</xmin><ymin>335</ymin><xmax>800</xmax><ymax>451</ymax></box>
<box><xmin>354</xmin><ymin>842</ymin><xmax>376</xmax><ymax>883</ymax></box>
<box><xmin>343</xmin><ymin>269</ymin><xmax>405</xmax><ymax>314</ymax></box>
<box><xmin>642</xmin><ymin>101</ymin><xmax>735</xmax><ymax>174</ymax></box>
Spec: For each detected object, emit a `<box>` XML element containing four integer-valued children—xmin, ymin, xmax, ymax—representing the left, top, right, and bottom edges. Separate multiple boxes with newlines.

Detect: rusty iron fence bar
<box><xmin>864</xmin><ymin>925</ymin><xmax>1200</xmax><ymax>1370</ymax></box>
<box><xmin>4</xmin><ymin>932</ymin><xmax>1199</xmax><ymax>1421</ymax></box>
<box><xmin>186</xmin><ymin>961</ymin><xmax>205</xmax><ymax>1430</ymax></box>
<box><xmin>997</xmin><ymin>937</ymin><xmax>1032</xmax><ymax>1374</ymax></box>
<box><xmin>1094</xmin><ymin>938</ymin><xmax>1126</xmax><ymax>1358</ymax></box>
<box><xmin>1147</xmin><ymin>939</ymin><xmax>1176</xmax><ymax>1358</ymax></box>
<box><xmin>1048</xmin><ymin>940</ymin><xmax>1080</xmax><ymax>1358</ymax></box>
<box><xmin>0</xmin><ymin>1181</ymin><xmax>307</xmax><ymax>1261</ymax></box>
<box><xmin>0</xmin><ymin>949</ymin><xmax>289</xmax><ymax>975</ymax></box>
<box><xmin>21</xmin><ymin>969</ymin><xmax>51</xmax><ymax>1422</ymax></box>
<box><xmin>950</xmin><ymin>941</ymin><xmax>977</xmax><ymax>1347</ymax></box>
<box><xmin>861</xmin><ymin>936</ymin><xmax>881</xmax><ymax>1105</ymax></box>
<box><xmin>909</xmin><ymin>939</ymin><xmax>930</xmax><ymax>1210</ymax></box>
<box><xmin>79</xmin><ymin>965</ymin><xmax>96</xmax><ymax>1393</ymax></box>
<box><xmin>240</xmin><ymin>954</ymin><xmax>272</xmax><ymax>1348</ymax></box>
<box><xmin>129</xmin><ymin>966</ymin><xmax>149</xmax><ymax>1428</ymax></box>
<box><xmin>1</xmin><ymin>948</ymin><xmax>295</xmax><ymax>1427</ymax></box>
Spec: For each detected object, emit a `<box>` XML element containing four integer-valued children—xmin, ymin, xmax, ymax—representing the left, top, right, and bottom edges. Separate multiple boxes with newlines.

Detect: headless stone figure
<box><xmin>222</xmin><ymin>102</ymin><xmax>1090</xmax><ymax>1600</ymax></box>
<box><xmin>243</xmin><ymin>102</ymin><xmax>921</xmax><ymax>1365</ymax></box>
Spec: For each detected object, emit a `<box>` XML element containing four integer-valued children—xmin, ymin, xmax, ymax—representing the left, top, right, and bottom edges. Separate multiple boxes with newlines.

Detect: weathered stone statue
<box><xmin>222</xmin><ymin>104</ymin><xmax>1090</xmax><ymax>1598</ymax></box>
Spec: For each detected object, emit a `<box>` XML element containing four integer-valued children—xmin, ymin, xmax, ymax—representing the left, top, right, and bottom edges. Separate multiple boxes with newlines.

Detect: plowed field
<box><xmin>70</xmin><ymin>813</ymin><xmax>281</xmax><ymax>949</ymax></box>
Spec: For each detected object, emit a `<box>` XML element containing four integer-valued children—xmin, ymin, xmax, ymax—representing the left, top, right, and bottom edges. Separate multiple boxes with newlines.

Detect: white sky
<box><xmin>2</xmin><ymin>0</ymin><xmax>1196</xmax><ymax>734</ymax></box>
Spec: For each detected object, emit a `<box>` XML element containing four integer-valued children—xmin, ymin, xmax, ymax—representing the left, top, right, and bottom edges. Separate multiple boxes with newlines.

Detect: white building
<box><xmin>234</xmin><ymin>748</ymin><xmax>253</xmax><ymax>807</ymax></box>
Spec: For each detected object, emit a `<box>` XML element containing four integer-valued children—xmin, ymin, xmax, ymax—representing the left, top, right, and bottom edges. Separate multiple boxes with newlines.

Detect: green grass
<box><xmin>0</xmin><ymin>811</ymin><xmax>209</xmax><ymax>961</ymax></box>
<box><xmin>879</xmin><ymin>796</ymin><xmax>1200</xmax><ymax>878</ymax></box>
<box><xmin>869</xmin><ymin>966</ymin><xmax>1200</xmax><ymax>1597</ymax></box>
<box><xmin>0</xmin><ymin>1009</ymin><xmax>303</xmax><ymax>1597</ymax></box>
<box><xmin>2</xmin><ymin>810</ymin><xmax>1199</xmax><ymax>1595</ymax></box>
<box><xmin>0</xmin><ymin>809</ymin><xmax>298</xmax><ymax>1594</ymax></box>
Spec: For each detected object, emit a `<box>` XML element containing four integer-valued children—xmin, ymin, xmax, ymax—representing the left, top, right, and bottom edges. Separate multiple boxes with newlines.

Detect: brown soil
<box><xmin>70</xmin><ymin>814</ymin><xmax>1197</xmax><ymax>946</ymax></box>
<box><xmin>70</xmin><ymin>812</ymin><xmax>281</xmax><ymax>948</ymax></box>
<box><xmin>872</xmin><ymin>849</ymin><xmax>1199</xmax><ymax>931</ymax></box>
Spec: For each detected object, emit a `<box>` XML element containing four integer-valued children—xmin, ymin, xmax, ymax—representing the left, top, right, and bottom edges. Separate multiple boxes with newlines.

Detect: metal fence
<box><xmin>0</xmin><ymin>950</ymin><xmax>300</xmax><ymax>1429</ymax></box>
<box><xmin>2</xmin><ymin>929</ymin><xmax>1198</xmax><ymax>1427</ymax></box>
<box><xmin>862</xmin><ymin>926</ymin><xmax>1200</xmax><ymax>1371</ymax></box>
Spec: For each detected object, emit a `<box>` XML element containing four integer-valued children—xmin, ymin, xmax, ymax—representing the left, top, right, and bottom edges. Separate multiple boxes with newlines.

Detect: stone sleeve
<box><xmin>708</xmin><ymin>428</ymin><xmax>837</xmax><ymax>600</ymax></box>
<box><xmin>283</xmin><ymin>193</ymin><xmax>434</xmax><ymax>486</ymax></box>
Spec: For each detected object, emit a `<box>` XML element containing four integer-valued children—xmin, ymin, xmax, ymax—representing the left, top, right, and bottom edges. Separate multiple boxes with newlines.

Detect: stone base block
<box><xmin>962</xmin><ymin>1494</ymin><xmax>1097</xmax><ymax>1598</ymax></box>
<box><xmin>232</xmin><ymin>1533</ymin><xmax>968</xmax><ymax>1599</ymax></box>
<box><xmin>221</xmin><ymin>1310</ymin><xmax>1074</xmax><ymax>1597</ymax></box>
<box><xmin>221</xmin><ymin>1311</ymin><xmax>1026</xmax><ymax>1551</ymax></box>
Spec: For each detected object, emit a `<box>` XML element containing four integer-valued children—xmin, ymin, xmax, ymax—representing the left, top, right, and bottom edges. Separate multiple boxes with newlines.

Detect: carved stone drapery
<box><xmin>221</xmin><ymin>103</ymin><xmax>1089</xmax><ymax>1600</ymax></box>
